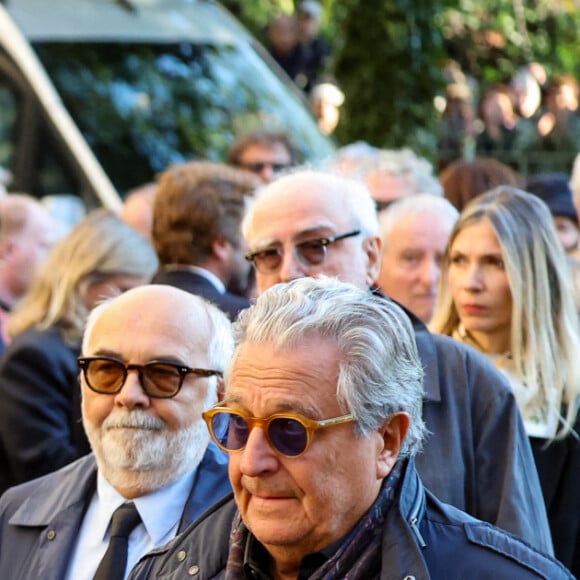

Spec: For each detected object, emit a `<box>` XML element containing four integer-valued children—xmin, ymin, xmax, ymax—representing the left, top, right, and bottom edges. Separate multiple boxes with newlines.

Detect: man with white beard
<box><xmin>0</xmin><ymin>285</ymin><xmax>234</xmax><ymax>580</ymax></box>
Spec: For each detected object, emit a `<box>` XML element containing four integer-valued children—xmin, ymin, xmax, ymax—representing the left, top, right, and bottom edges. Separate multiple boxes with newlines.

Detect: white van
<box><xmin>0</xmin><ymin>0</ymin><xmax>334</xmax><ymax>209</ymax></box>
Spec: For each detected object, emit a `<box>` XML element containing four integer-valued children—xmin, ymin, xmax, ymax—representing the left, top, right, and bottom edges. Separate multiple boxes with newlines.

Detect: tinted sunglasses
<box><xmin>78</xmin><ymin>356</ymin><xmax>222</xmax><ymax>399</ymax></box>
<box><xmin>245</xmin><ymin>229</ymin><xmax>361</xmax><ymax>275</ymax></box>
<box><xmin>375</xmin><ymin>199</ymin><xmax>396</xmax><ymax>213</ymax></box>
<box><xmin>239</xmin><ymin>161</ymin><xmax>291</xmax><ymax>174</ymax></box>
<box><xmin>202</xmin><ymin>406</ymin><xmax>355</xmax><ymax>457</ymax></box>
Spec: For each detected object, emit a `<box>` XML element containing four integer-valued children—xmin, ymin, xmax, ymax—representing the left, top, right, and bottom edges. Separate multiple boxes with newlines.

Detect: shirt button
<box><xmin>177</xmin><ymin>550</ymin><xmax>186</xmax><ymax>562</ymax></box>
<box><xmin>47</xmin><ymin>530</ymin><xmax>56</xmax><ymax>540</ymax></box>
<box><xmin>188</xmin><ymin>565</ymin><xmax>200</xmax><ymax>576</ymax></box>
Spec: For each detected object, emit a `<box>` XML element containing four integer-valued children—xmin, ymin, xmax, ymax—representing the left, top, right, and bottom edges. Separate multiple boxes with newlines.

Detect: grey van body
<box><xmin>0</xmin><ymin>0</ymin><xmax>334</xmax><ymax>209</ymax></box>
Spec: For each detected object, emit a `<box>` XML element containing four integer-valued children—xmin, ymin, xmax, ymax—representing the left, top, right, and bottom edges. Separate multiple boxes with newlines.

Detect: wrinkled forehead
<box><xmin>246</xmin><ymin>176</ymin><xmax>356</xmax><ymax>243</ymax></box>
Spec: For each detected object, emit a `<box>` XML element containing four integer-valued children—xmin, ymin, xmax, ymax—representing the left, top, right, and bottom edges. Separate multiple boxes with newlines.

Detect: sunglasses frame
<box><xmin>78</xmin><ymin>355</ymin><xmax>223</xmax><ymax>399</ymax></box>
<box><xmin>244</xmin><ymin>229</ymin><xmax>361</xmax><ymax>275</ymax></box>
<box><xmin>239</xmin><ymin>161</ymin><xmax>292</xmax><ymax>174</ymax></box>
<box><xmin>202</xmin><ymin>405</ymin><xmax>355</xmax><ymax>458</ymax></box>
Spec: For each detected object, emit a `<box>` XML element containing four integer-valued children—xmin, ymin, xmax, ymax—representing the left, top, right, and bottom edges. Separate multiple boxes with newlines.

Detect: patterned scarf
<box><xmin>225</xmin><ymin>461</ymin><xmax>404</xmax><ymax>579</ymax></box>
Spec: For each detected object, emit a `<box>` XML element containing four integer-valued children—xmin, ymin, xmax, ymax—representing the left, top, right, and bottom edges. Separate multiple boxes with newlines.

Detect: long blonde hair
<box><xmin>431</xmin><ymin>186</ymin><xmax>580</xmax><ymax>437</ymax></box>
<box><xmin>8</xmin><ymin>209</ymin><xmax>159</xmax><ymax>342</ymax></box>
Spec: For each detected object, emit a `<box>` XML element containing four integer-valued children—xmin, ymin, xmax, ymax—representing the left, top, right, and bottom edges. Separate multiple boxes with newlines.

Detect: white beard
<box><xmin>84</xmin><ymin>409</ymin><xmax>210</xmax><ymax>493</ymax></box>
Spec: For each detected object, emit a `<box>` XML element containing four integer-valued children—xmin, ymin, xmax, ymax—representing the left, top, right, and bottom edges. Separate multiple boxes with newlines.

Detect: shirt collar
<box><xmin>164</xmin><ymin>264</ymin><xmax>226</xmax><ymax>294</ymax></box>
<box><xmin>96</xmin><ymin>466</ymin><xmax>197</xmax><ymax>544</ymax></box>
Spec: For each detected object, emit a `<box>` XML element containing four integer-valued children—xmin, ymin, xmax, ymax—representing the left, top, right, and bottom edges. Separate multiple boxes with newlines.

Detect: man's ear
<box><xmin>211</xmin><ymin>235</ymin><xmax>231</xmax><ymax>262</ymax></box>
<box><xmin>376</xmin><ymin>412</ymin><xmax>410</xmax><ymax>479</ymax></box>
<box><xmin>364</xmin><ymin>235</ymin><xmax>382</xmax><ymax>287</ymax></box>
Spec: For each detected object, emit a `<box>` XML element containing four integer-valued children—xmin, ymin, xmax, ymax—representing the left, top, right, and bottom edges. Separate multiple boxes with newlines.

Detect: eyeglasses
<box><xmin>239</xmin><ymin>162</ymin><xmax>291</xmax><ymax>174</ymax></box>
<box><xmin>374</xmin><ymin>200</ymin><xmax>395</xmax><ymax>213</ymax></box>
<box><xmin>202</xmin><ymin>406</ymin><xmax>355</xmax><ymax>458</ymax></box>
<box><xmin>245</xmin><ymin>229</ymin><xmax>361</xmax><ymax>274</ymax></box>
<box><xmin>78</xmin><ymin>356</ymin><xmax>222</xmax><ymax>399</ymax></box>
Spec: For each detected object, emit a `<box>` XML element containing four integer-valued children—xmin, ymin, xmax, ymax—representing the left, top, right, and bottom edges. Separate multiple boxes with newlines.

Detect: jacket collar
<box><xmin>178</xmin><ymin>441</ymin><xmax>231</xmax><ymax>532</ymax></box>
<box><xmin>370</xmin><ymin>287</ymin><xmax>441</xmax><ymax>403</ymax></box>
<box><xmin>9</xmin><ymin>454</ymin><xmax>97</xmax><ymax>527</ymax></box>
<box><xmin>380</xmin><ymin>458</ymin><xmax>431</xmax><ymax>579</ymax></box>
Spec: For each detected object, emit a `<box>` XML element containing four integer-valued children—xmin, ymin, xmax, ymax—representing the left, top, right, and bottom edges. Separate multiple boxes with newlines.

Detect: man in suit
<box><xmin>0</xmin><ymin>284</ymin><xmax>233</xmax><ymax>579</ymax></box>
<box><xmin>237</xmin><ymin>169</ymin><xmax>553</xmax><ymax>554</ymax></box>
<box><xmin>152</xmin><ymin>161</ymin><xmax>260</xmax><ymax>319</ymax></box>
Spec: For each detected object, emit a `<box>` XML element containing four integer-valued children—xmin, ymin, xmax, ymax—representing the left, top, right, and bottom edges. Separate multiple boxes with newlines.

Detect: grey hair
<box><xmin>379</xmin><ymin>194</ymin><xmax>459</xmax><ymax>251</ymax></box>
<box><xmin>242</xmin><ymin>169</ymin><xmax>380</xmax><ymax>238</ymax></box>
<box><xmin>228</xmin><ymin>276</ymin><xmax>427</xmax><ymax>457</ymax></box>
<box><xmin>356</xmin><ymin>148</ymin><xmax>443</xmax><ymax>196</ymax></box>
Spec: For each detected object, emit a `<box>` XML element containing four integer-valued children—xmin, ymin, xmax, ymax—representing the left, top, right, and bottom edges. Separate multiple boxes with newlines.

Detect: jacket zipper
<box><xmin>408</xmin><ymin>485</ymin><xmax>427</xmax><ymax>549</ymax></box>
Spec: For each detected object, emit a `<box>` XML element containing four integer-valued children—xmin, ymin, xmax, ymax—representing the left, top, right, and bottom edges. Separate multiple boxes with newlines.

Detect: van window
<box><xmin>35</xmin><ymin>41</ymin><xmax>334</xmax><ymax>194</ymax></box>
<box><xmin>0</xmin><ymin>61</ymin><xmax>83</xmax><ymax>197</ymax></box>
<box><xmin>0</xmin><ymin>83</ymin><xmax>17</xmax><ymax>169</ymax></box>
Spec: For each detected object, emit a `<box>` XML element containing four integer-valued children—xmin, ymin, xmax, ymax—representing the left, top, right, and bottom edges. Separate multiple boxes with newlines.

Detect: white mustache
<box><xmin>102</xmin><ymin>410</ymin><xmax>166</xmax><ymax>431</ymax></box>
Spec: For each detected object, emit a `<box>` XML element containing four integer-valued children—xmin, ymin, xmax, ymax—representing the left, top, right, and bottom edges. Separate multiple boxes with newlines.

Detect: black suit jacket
<box><xmin>153</xmin><ymin>269</ymin><xmax>251</xmax><ymax>320</ymax></box>
<box><xmin>0</xmin><ymin>326</ymin><xmax>90</xmax><ymax>495</ymax></box>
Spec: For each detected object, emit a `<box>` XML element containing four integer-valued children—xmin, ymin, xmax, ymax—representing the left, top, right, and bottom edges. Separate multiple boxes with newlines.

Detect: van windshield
<box><xmin>35</xmin><ymin>41</ymin><xmax>335</xmax><ymax>193</ymax></box>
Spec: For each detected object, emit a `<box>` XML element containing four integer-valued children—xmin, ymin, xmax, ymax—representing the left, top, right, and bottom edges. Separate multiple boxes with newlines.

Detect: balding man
<box><xmin>0</xmin><ymin>194</ymin><xmax>60</xmax><ymax>350</ymax></box>
<box><xmin>0</xmin><ymin>285</ymin><xmax>233</xmax><ymax>579</ymax></box>
<box><xmin>237</xmin><ymin>170</ymin><xmax>552</xmax><ymax>553</ymax></box>
<box><xmin>378</xmin><ymin>194</ymin><xmax>459</xmax><ymax>322</ymax></box>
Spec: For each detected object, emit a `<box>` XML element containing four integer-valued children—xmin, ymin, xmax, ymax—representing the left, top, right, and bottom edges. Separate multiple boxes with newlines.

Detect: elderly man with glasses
<box><xmin>0</xmin><ymin>285</ymin><xmax>234</xmax><ymax>580</ymax></box>
<box><xmin>238</xmin><ymin>170</ymin><xmax>550</xmax><ymax>554</ymax></box>
<box><xmin>130</xmin><ymin>277</ymin><xmax>571</xmax><ymax>579</ymax></box>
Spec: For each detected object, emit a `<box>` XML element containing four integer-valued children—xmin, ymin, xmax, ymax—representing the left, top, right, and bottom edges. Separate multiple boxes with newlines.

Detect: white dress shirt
<box><xmin>65</xmin><ymin>468</ymin><xmax>196</xmax><ymax>580</ymax></box>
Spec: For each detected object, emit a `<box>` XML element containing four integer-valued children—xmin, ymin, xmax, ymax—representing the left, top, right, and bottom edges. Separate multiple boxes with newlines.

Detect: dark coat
<box><xmin>0</xmin><ymin>445</ymin><xmax>231</xmax><ymax>580</ymax></box>
<box><xmin>127</xmin><ymin>459</ymin><xmax>572</xmax><ymax>580</ymax></box>
<box><xmin>376</xmin><ymin>294</ymin><xmax>553</xmax><ymax>555</ymax></box>
<box><xmin>531</xmin><ymin>418</ymin><xmax>580</xmax><ymax>576</ymax></box>
<box><xmin>0</xmin><ymin>326</ymin><xmax>90</xmax><ymax>495</ymax></box>
<box><xmin>153</xmin><ymin>269</ymin><xmax>250</xmax><ymax>320</ymax></box>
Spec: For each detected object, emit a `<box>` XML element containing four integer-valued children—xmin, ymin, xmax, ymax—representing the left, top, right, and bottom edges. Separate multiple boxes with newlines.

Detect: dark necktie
<box><xmin>93</xmin><ymin>502</ymin><xmax>141</xmax><ymax>580</ymax></box>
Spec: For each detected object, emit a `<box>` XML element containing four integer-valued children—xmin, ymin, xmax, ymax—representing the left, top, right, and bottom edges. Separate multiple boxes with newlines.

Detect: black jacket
<box><xmin>153</xmin><ymin>269</ymin><xmax>250</xmax><ymax>321</ymax></box>
<box><xmin>0</xmin><ymin>327</ymin><xmax>90</xmax><ymax>495</ymax></box>
<box><xmin>128</xmin><ymin>459</ymin><xmax>572</xmax><ymax>580</ymax></box>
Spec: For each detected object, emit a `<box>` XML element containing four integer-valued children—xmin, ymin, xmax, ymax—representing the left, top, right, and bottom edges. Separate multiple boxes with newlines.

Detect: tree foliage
<box><xmin>331</xmin><ymin>0</ymin><xmax>446</xmax><ymax>156</ymax></box>
<box><xmin>218</xmin><ymin>0</ymin><xmax>294</xmax><ymax>43</ymax></box>
<box><xmin>439</xmin><ymin>0</ymin><xmax>580</xmax><ymax>83</ymax></box>
<box><xmin>218</xmin><ymin>0</ymin><xmax>580</xmax><ymax>160</ymax></box>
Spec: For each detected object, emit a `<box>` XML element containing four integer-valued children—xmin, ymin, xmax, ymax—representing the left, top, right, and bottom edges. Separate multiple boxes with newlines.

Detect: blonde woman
<box><xmin>431</xmin><ymin>186</ymin><xmax>580</xmax><ymax>573</ymax></box>
<box><xmin>0</xmin><ymin>209</ymin><xmax>158</xmax><ymax>494</ymax></box>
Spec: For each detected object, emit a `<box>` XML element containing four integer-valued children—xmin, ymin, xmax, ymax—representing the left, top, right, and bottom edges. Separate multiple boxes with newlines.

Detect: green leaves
<box><xmin>332</xmin><ymin>0</ymin><xmax>446</xmax><ymax>158</ymax></box>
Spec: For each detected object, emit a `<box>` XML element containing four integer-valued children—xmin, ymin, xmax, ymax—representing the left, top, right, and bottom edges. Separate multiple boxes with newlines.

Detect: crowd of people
<box><xmin>0</xmin><ymin>108</ymin><xmax>579</xmax><ymax>577</ymax></box>
<box><xmin>263</xmin><ymin>1</ymin><xmax>345</xmax><ymax>137</ymax></box>
<box><xmin>260</xmin><ymin>0</ymin><xmax>580</xmax><ymax>174</ymax></box>
<box><xmin>437</xmin><ymin>61</ymin><xmax>579</xmax><ymax>175</ymax></box>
